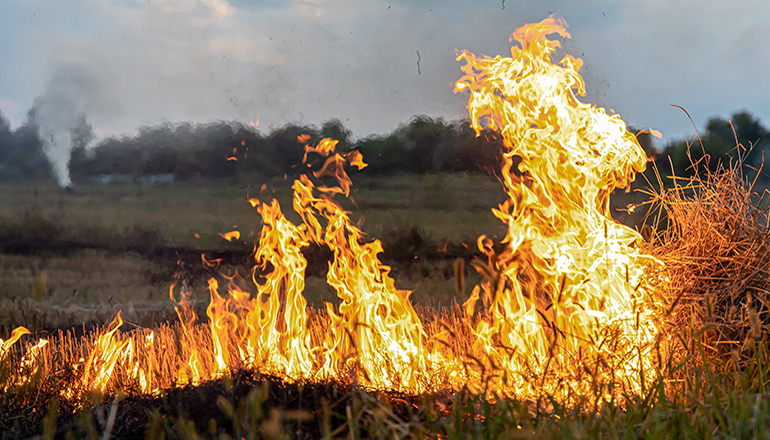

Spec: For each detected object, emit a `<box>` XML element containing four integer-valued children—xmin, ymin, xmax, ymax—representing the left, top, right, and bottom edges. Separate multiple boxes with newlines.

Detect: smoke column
<box><xmin>29</xmin><ymin>64</ymin><xmax>99</xmax><ymax>187</ymax></box>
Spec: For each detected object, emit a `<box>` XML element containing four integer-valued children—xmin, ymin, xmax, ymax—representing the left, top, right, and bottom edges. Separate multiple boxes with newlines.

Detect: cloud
<box><xmin>0</xmin><ymin>97</ymin><xmax>21</xmax><ymax>126</ymax></box>
<box><xmin>201</xmin><ymin>0</ymin><xmax>233</xmax><ymax>17</ymax></box>
<box><xmin>1</xmin><ymin>0</ymin><xmax>769</xmax><ymax>146</ymax></box>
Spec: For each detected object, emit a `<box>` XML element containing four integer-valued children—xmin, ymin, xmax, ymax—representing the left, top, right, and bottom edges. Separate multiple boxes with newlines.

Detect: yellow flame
<box><xmin>248</xmin><ymin>198</ymin><xmax>314</xmax><ymax>379</ymax></box>
<box><xmin>293</xmin><ymin>174</ymin><xmax>426</xmax><ymax>390</ymax></box>
<box><xmin>0</xmin><ymin>327</ymin><xmax>30</xmax><ymax>360</ymax></box>
<box><xmin>220</xmin><ymin>230</ymin><xmax>241</xmax><ymax>242</ymax></box>
<box><xmin>82</xmin><ymin>311</ymin><xmax>132</xmax><ymax>394</ymax></box>
<box><xmin>454</xmin><ymin>14</ymin><xmax>661</xmax><ymax>396</ymax></box>
<box><xmin>1</xmin><ymin>16</ymin><xmax>664</xmax><ymax>404</ymax></box>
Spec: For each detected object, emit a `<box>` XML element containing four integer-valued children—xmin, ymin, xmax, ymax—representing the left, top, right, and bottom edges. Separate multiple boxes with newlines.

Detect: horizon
<box><xmin>1</xmin><ymin>1</ymin><xmax>767</xmax><ymax>152</ymax></box>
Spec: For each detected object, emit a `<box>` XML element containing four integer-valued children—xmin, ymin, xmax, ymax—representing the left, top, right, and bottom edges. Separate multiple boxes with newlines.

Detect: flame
<box><xmin>81</xmin><ymin>311</ymin><xmax>131</xmax><ymax>394</ymax></box>
<box><xmin>454</xmin><ymin>15</ymin><xmax>661</xmax><ymax>396</ymax></box>
<box><xmin>204</xmin><ymin>198</ymin><xmax>315</xmax><ymax>380</ymax></box>
<box><xmin>293</xmin><ymin>141</ymin><xmax>426</xmax><ymax>390</ymax></box>
<box><xmin>0</xmin><ymin>326</ymin><xmax>30</xmax><ymax>360</ymax></box>
<box><xmin>220</xmin><ymin>230</ymin><xmax>241</xmax><ymax>242</ymax></box>
<box><xmin>0</xmin><ymin>16</ymin><xmax>663</xmax><ymax>404</ymax></box>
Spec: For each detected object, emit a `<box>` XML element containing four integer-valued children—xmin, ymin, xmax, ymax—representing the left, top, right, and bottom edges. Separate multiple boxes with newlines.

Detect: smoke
<box><xmin>29</xmin><ymin>63</ymin><xmax>99</xmax><ymax>187</ymax></box>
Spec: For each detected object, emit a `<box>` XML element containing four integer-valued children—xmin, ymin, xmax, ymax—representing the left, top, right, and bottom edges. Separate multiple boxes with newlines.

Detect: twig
<box><xmin>102</xmin><ymin>399</ymin><xmax>118</xmax><ymax>440</ymax></box>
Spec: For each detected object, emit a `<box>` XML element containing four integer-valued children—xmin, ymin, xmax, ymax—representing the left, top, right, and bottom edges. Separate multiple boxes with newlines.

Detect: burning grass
<box><xmin>644</xmin><ymin>155</ymin><xmax>770</xmax><ymax>381</ymax></box>
<box><xmin>1</xmin><ymin>160</ymin><xmax>769</xmax><ymax>437</ymax></box>
<box><xmin>4</xmin><ymin>15</ymin><xmax>770</xmax><ymax>439</ymax></box>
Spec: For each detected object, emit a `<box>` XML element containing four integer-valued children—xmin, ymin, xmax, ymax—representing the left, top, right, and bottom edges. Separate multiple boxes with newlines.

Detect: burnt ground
<box><xmin>0</xmin><ymin>369</ymin><xmax>457</xmax><ymax>440</ymax></box>
<box><xmin>0</xmin><ymin>231</ymin><xmax>486</xmax><ymax>340</ymax></box>
<box><xmin>0</xmin><ymin>231</ymin><xmax>485</xmax><ymax>288</ymax></box>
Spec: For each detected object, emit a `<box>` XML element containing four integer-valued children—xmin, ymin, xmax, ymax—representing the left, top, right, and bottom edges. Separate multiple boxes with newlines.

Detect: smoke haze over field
<box><xmin>0</xmin><ymin>0</ymin><xmax>768</xmax><ymax>152</ymax></box>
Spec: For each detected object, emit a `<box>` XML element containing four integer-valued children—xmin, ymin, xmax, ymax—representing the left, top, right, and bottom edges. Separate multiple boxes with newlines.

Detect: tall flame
<box><xmin>248</xmin><ymin>197</ymin><xmax>314</xmax><ymax>379</ymax></box>
<box><xmin>0</xmin><ymin>16</ymin><xmax>663</xmax><ymax>404</ymax></box>
<box><xmin>203</xmin><ymin>197</ymin><xmax>314</xmax><ymax>380</ymax></box>
<box><xmin>294</xmin><ymin>140</ymin><xmax>425</xmax><ymax>390</ymax></box>
<box><xmin>455</xmin><ymin>15</ymin><xmax>661</xmax><ymax>396</ymax></box>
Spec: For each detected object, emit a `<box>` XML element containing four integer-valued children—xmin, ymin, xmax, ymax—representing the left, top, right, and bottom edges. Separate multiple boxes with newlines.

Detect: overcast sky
<box><xmin>0</xmin><ymin>0</ymin><xmax>767</xmax><ymax>147</ymax></box>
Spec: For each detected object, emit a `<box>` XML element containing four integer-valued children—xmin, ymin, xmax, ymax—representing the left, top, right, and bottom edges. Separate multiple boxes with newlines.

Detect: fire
<box><xmin>293</xmin><ymin>141</ymin><xmax>425</xmax><ymax>390</ymax></box>
<box><xmin>454</xmin><ymin>15</ymin><xmax>661</xmax><ymax>396</ymax></box>
<box><xmin>219</xmin><ymin>230</ymin><xmax>241</xmax><ymax>242</ymax></box>
<box><xmin>0</xmin><ymin>327</ymin><xmax>30</xmax><ymax>361</ymax></box>
<box><xmin>206</xmin><ymin>198</ymin><xmax>315</xmax><ymax>380</ymax></box>
<box><xmin>0</xmin><ymin>16</ymin><xmax>662</xmax><ymax>404</ymax></box>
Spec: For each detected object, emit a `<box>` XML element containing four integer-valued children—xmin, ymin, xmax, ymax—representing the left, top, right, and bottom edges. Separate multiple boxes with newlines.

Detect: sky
<box><xmin>0</xmin><ymin>0</ymin><xmax>767</xmax><ymax>148</ymax></box>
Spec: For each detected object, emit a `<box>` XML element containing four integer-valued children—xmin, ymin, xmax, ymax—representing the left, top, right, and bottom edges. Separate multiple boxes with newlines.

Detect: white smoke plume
<box><xmin>30</xmin><ymin>63</ymin><xmax>100</xmax><ymax>187</ymax></box>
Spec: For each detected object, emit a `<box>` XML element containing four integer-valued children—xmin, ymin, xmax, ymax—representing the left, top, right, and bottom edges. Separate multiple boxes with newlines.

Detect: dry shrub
<box><xmin>645</xmin><ymin>155</ymin><xmax>770</xmax><ymax>371</ymax></box>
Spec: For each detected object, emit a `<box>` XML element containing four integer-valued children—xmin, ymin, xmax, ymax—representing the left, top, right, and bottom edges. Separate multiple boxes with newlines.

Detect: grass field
<box><xmin>0</xmin><ymin>172</ymin><xmax>692</xmax><ymax>439</ymax></box>
<box><xmin>0</xmin><ymin>173</ymin><xmax>647</xmax><ymax>317</ymax></box>
<box><xmin>0</xmin><ymin>174</ymin><xmax>507</xmax><ymax>326</ymax></box>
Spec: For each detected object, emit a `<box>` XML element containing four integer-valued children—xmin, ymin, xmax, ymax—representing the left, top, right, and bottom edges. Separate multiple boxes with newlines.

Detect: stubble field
<box><xmin>0</xmin><ymin>172</ymin><xmax>649</xmax><ymax>336</ymax></box>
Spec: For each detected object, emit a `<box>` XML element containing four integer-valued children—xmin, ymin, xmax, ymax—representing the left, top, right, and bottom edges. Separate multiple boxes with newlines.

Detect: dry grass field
<box><xmin>5</xmin><ymin>167</ymin><xmax>770</xmax><ymax>439</ymax></box>
<box><xmin>0</xmin><ymin>173</ymin><xmax>649</xmax><ymax>336</ymax></box>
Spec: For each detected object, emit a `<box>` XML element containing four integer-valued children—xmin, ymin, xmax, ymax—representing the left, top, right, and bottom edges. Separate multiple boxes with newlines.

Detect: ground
<box><xmin>0</xmin><ymin>173</ymin><xmax>649</xmax><ymax>337</ymax></box>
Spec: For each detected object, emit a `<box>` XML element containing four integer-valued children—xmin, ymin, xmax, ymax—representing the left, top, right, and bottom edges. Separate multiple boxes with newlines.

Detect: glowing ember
<box><xmin>0</xmin><ymin>15</ymin><xmax>662</xmax><ymax>403</ymax></box>
<box><xmin>219</xmin><ymin>230</ymin><xmax>241</xmax><ymax>242</ymax></box>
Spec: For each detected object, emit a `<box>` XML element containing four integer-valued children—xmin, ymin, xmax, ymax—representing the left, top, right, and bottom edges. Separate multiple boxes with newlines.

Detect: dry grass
<box><xmin>0</xmin><ymin>175</ymin><xmax>512</xmax><ymax>337</ymax></box>
<box><xmin>0</xmin><ymin>251</ymin><xmax>166</xmax><ymax>304</ymax></box>
<box><xmin>642</xmin><ymin>154</ymin><xmax>770</xmax><ymax>378</ymax></box>
<box><xmin>4</xmin><ymin>164</ymin><xmax>770</xmax><ymax>437</ymax></box>
<box><xmin>0</xmin><ymin>182</ymin><xmax>258</xmax><ymax>248</ymax></box>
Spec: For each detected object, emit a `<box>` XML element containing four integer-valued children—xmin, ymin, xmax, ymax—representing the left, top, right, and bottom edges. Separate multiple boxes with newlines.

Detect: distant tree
<box><xmin>356</xmin><ymin>133</ymin><xmax>407</xmax><ymax>175</ymax></box>
<box><xmin>0</xmin><ymin>111</ymin><xmax>13</xmax><ymax>166</ymax></box>
<box><xmin>658</xmin><ymin>110</ymin><xmax>769</xmax><ymax>178</ymax></box>
<box><xmin>454</xmin><ymin>124</ymin><xmax>504</xmax><ymax>175</ymax></box>
<box><xmin>321</xmin><ymin>119</ymin><xmax>352</xmax><ymax>151</ymax></box>
<box><xmin>268</xmin><ymin>123</ymin><xmax>319</xmax><ymax>177</ymax></box>
<box><xmin>400</xmin><ymin>116</ymin><xmax>446</xmax><ymax>173</ymax></box>
<box><xmin>68</xmin><ymin>116</ymin><xmax>512</xmax><ymax>182</ymax></box>
<box><xmin>720</xmin><ymin>110</ymin><xmax>768</xmax><ymax>166</ymax></box>
<box><xmin>0</xmin><ymin>111</ymin><xmax>54</xmax><ymax>182</ymax></box>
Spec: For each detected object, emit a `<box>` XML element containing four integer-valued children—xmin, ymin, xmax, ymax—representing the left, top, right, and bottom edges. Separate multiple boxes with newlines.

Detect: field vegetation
<box><xmin>1</xmin><ymin>111</ymin><xmax>769</xmax><ymax>437</ymax></box>
<box><xmin>0</xmin><ymin>172</ymin><xmax>522</xmax><ymax>333</ymax></box>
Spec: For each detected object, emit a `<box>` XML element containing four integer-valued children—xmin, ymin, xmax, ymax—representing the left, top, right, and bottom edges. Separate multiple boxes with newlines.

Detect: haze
<box><xmin>0</xmin><ymin>0</ymin><xmax>767</xmax><ymax>147</ymax></box>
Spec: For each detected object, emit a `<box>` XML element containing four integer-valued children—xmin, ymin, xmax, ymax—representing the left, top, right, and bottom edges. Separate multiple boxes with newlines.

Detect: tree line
<box><xmin>0</xmin><ymin>109</ymin><xmax>767</xmax><ymax>185</ymax></box>
<box><xmin>68</xmin><ymin>116</ymin><xmax>505</xmax><ymax>182</ymax></box>
<box><xmin>0</xmin><ymin>111</ymin><xmax>54</xmax><ymax>182</ymax></box>
<box><xmin>654</xmin><ymin>110</ymin><xmax>769</xmax><ymax>179</ymax></box>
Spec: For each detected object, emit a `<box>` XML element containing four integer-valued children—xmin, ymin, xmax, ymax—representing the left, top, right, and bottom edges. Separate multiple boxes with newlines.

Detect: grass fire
<box><xmin>2</xmin><ymin>15</ymin><xmax>770</xmax><ymax>440</ymax></box>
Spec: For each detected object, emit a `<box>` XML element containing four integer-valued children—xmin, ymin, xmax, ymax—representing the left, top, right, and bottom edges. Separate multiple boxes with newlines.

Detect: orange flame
<box><xmin>0</xmin><ymin>16</ymin><xmax>663</xmax><ymax>404</ymax></box>
<box><xmin>293</xmin><ymin>141</ymin><xmax>425</xmax><ymax>389</ymax></box>
<box><xmin>454</xmin><ymin>14</ymin><xmax>661</xmax><ymax>396</ymax></box>
<box><xmin>0</xmin><ymin>327</ymin><xmax>30</xmax><ymax>360</ymax></box>
<box><xmin>81</xmin><ymin>311</ymin><xmax>131</xmax><ymax>394</ymax></box>
<box><xmin>219</xmin><ymin>230</ymin><xmax>240</xmax><ymax>242</ymax></box>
